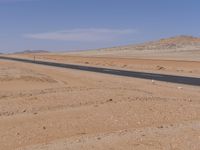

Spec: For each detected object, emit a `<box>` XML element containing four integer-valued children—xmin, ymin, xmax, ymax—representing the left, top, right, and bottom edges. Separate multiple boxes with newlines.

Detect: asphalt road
<box><xmin>0</xmin><ymin>56</ymin><xmax>199</xmax><ymax>86</ymax></box>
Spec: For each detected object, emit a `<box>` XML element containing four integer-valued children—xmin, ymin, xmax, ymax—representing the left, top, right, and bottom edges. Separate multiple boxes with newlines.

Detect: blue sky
<box><xmin>0</xmin><ymin>0</ymin><xmax>200</xmax><ymax>53</ymax></box>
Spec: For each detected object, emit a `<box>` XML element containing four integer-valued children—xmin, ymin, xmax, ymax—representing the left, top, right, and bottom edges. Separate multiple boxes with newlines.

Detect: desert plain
<box><xmin>0</xmin><ymin>36</ymin><xmax>200</xmax><ymax>150</ymax></box>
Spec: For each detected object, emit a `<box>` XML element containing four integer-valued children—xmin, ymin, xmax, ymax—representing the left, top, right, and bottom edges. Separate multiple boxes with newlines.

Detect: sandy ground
<box><xmin>0</xmin><ymin>59</ymin><xmax>200</xmax><ymax>150</ymax></box>
<box><xmin>65</xmin><ymin>48</ymin><xmax>200</xmax><ymax>61</ymax></box>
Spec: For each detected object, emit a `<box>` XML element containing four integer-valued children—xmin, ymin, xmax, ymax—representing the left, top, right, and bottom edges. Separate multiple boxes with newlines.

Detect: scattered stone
<box><xmin>97</xmin><ymin>137</ymin><xmax>101</xmax><ymax>140</ymax></box>
<box><xmin>156</xmin><ymin>65</ymin><xmax>165</xmax><ymax>70</ymax></box>
<box><xmin>158</xmin><ymin>125</ymin><xmax>164</xmax><ymax>129</ymax></box>
<box><xmin>107</xmin><ymin>99</ymin><xmax>113</xmax><ymax>102</ymax></box>
<box><xmin>79</xmin><ymin>132</ymin><xmax>86</xmax><ymax>135</ymax></box>
<box><xmin>122</xmin><ymin>65</ymin><xmax>127</xmax><ymax>68</ymax></box>
<box><xmin>43</xmin><ymin>126</ymin><xmax>46</xmax><ymax>130</ymax></box>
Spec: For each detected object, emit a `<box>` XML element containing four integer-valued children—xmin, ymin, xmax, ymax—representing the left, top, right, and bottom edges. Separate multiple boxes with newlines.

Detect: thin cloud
<box><xmin>25</xmin><ymin>28</ymin><xmax>137</xmax><ymax>42</ymax></box>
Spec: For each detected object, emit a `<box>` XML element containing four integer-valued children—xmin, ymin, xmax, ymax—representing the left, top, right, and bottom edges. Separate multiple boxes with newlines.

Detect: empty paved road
<box><xmin>0</xmin><ymin>56</ymin><xmax>199</xmax><ymax>86</ymax></box>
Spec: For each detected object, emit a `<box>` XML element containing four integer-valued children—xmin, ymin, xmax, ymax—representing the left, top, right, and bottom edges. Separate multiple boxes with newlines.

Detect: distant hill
<box><xmin>13</xmin><ymin>50</ymin><xmax>49</xmax><ymax>54</ymax></box>
<box><xmin>133</xmin><ymin>35</ymin><xmax>200</xmax><ymax>50</ymax></box>
<box><xmin>66</xmin><ymin>35</ymin><xmax>200</xmax><ymax>60</ymax></box>
<box><xmin>99</xmin><ymin>35</ymin><xmax>200</xmax><ymax>52</ymax></box>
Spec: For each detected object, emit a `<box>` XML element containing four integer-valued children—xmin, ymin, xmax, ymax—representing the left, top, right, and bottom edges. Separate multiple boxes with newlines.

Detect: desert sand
<box><xmin>0</xmin><ymin>36</ymin><xmax>200</xmax><ymax>150</ymax></box>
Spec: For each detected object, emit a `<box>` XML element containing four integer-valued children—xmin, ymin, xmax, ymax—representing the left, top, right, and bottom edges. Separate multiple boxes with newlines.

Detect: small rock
<box><xmin>94</xmin><ymin>104</ymin><xmax>98</xmax><ymax>107</ymax></box>
<box><xmin>107</xmin><ymin>99</ymin><xmax>113</xmax><ymax>102</ymax></box>
<box><xmin>151</xmin><ymin>80</ymin><xmax>155</xmax><ymax>84</ymax></box>
<box><xmin>156</xmin><ymin>66</ymin><xmax>165</xmax><ymax>70</ymax></box>
<box><xmin>158</xmin><ymin>125</ymin><xmax>164</xmax><ymax>129</ymax></box>
<box><xmin>178</xmin><ymin>87</ymin><xmax>183</xmax><ymax>90</ymax></box>
<box><xmin>97</xmin><ymin>137</ymin><xmax>101</xmax><ymax>140</ymax></box>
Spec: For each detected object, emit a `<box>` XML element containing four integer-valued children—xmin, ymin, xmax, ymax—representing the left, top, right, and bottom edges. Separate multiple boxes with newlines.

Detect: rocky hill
<box><xmin>100</xmin><ymin>35</ymin><xmax>200</xmax><ymax>52</ymax></box>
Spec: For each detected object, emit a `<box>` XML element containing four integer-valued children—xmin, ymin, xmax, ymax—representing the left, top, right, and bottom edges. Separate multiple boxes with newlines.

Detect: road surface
<box><xmin>0</xmin><ymin>56</ymin><xmax>199</xmax><ymax>86</ymax></box>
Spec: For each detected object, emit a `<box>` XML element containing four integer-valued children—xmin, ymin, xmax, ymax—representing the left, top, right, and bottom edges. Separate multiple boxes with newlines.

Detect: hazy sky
<box><xmin>0</xmin><ymin>0</ymin><xmax>200</xmax><ymax>53</ymax></box>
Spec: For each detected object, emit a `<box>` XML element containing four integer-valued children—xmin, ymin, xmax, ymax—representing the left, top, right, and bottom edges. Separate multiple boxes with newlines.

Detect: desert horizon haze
<box><xmin>0</xmin><ymin>0</ymin><xmax>200</xmax><ymax>150</ymax></box>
